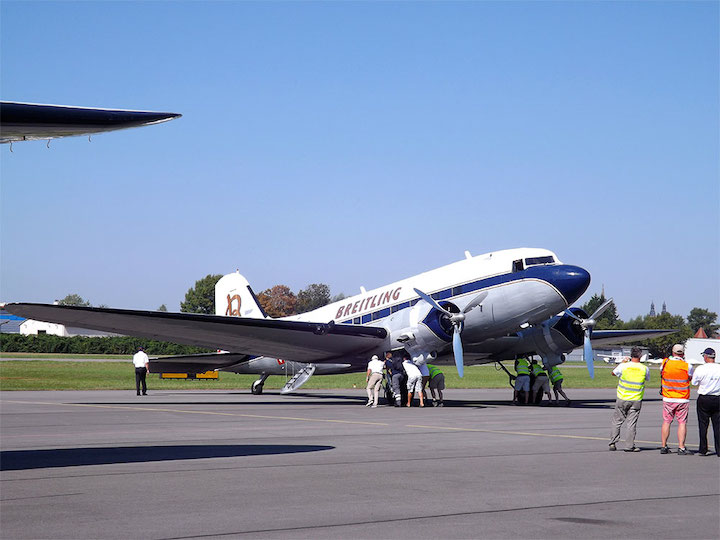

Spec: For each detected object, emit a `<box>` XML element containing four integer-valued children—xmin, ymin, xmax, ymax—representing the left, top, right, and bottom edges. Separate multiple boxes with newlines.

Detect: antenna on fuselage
<box><xmin>464</xmin><ymin>250</ymin><xmax>472</xmax><ymax>259</ymax></box>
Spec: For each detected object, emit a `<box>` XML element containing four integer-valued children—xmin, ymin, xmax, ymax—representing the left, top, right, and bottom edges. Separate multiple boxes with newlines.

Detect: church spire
<box><xmin>649</xmin><ymin>301</ymin><xmax>656</xmax><ymax>317</ymax></box>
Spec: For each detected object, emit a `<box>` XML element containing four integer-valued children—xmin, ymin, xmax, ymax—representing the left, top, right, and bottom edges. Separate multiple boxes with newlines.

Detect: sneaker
<box><xmin>697</xmin><ymin>451</ymin><xmax>710</xmax><ymax>456</ymax></box>
<box><xmin>371</xmin><ymin>405</ymin><xmax>377</xmax><ymax>408</ymax></box>
<box><xmin>660</xmin><ymin>446</ymin><xmax>671</xmax><ymax>454</ymax></box>
<box><xmin>365</xmin><ymin>401</ymin><xmax>373</xmax><ymax>407</ymax></box>
<box><xmin>394</xmin><ymin>401</ymin><xmax>401</xmax><ymax>407</ymax></box>
<box><xmin>677</xmin><ymin>448</ymin><xmax>692</xmax><ymax>455</ymax></box>
<box><xmin>608</xmin><ymin>443</ymin><xmax>616</xmax><ymax>451</ymax></box>
<box><xmin>437</xmin><ymin>402</ymin><xmax>444</xmax><ymax>407</ymax></box>
<box><xmin>624</xmin><ymin>447</ymin><xmax>640</xmax><ymax>452</ymax></box>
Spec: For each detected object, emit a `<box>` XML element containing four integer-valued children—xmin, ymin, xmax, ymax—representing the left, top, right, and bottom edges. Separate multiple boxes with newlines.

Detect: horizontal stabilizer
<box><xmin>149</xmin><ymin>352</ymin><xmax>250</xmax><ymax>374</ymax></box>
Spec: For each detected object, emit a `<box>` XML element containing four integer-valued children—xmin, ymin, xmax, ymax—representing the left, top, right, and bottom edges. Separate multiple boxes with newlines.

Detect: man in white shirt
<box><xmin>691</xmin><ymin>348</ymin><xmax>720</xmax><ymax>456</ymax></box>
<box><xmin>132</xmin><ymin>346</ymin><xmax>149</xmax><ymax>396</ymax></box>
<box><xmin>365</xmin><ymin>354</ymin><xmax>385</xmax><ymax>408</ymax></box>
<box><xmin>403</xmin><ymin>354</ymin><xmax>425</xmax><ymax>407</ymax></box>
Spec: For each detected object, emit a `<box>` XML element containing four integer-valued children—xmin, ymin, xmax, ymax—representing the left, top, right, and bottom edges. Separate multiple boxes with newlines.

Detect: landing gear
<box><xmin>251</xmin><ymin>373</ymin><xmax>270</xmax><ymax>395</ymax></box>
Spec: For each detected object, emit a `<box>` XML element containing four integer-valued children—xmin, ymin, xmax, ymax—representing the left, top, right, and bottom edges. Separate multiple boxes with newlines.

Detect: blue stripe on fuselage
<box><xmin>341</xmin><ymin>264</ymin><xmax>590</xmax><ymax>328</ymax></box>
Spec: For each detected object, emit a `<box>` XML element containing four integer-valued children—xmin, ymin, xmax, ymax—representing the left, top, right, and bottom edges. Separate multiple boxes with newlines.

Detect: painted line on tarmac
<box><xmin>0</xmin><ymin>400</ymin><xmax>390</xmax><ymax>427</ymax></box>
<box><xmin>405</xmin><ymin>423</ymin><xmax>692</xmax><ymax>447</ymax></box>
<box><xmin>1</xmin><ymin>399</ymin><xmax>699</xmax><ymax>448</ymax></box>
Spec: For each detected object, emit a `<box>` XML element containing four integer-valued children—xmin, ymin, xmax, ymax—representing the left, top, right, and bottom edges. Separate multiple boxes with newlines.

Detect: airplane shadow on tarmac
<box><xmin>0</xmin><ymin>444</ymin><xmax>334</xmax><ymax>471</ymax></box>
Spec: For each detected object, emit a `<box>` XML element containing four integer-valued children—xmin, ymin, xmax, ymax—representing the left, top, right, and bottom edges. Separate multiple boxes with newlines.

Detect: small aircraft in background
<box><xmin>602</xmin><ymin>353</ymin><xmax>649</xmax><ymax>365</ymax></box>
<box><xmin>0</xmin><ymin>101</ymin><xmax>181</xmax><ymax>145</ymax></box>
<box><xmin>6</xmin><ymin>247</ymin><xmax>676</xmax><ymax>395</ymax></box>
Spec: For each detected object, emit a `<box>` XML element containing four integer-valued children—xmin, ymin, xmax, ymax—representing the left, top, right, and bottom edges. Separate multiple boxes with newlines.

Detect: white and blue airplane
<box><xmin>5</xmin><ymin>247</ymin><xmax>674</xmax><ymax>395</ymax></box>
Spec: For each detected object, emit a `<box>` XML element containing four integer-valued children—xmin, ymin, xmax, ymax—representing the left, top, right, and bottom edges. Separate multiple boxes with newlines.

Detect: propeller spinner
<box><xmin>564</xmin><ymin>298</ymin><xmax>614</xmax><ymax>379</ymax></box>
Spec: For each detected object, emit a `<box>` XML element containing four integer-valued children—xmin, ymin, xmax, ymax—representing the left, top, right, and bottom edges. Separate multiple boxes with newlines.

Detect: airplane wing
<box><xmin>589</xmin><ymin>329</ymin><xmax>678</xmax><ymax>347</ymax></box>
<box><xmin>4</xmin><ymin>303</ymin><xmax>386</xmax><ymax>362</ymax></box>
<box><xmin>0</xmin><ymin>101</ymin><xmax>181</xmax><ymax>143</ymax></box>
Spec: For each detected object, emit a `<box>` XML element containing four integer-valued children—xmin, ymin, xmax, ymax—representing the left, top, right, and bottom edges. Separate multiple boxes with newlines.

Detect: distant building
<box><xmin>0</xmin><ymin>309</ymin><xmax>25</xmax><ymax>333</ymax></box>
<box><xmin>661</xmin><ymin>301</ymin><xmax>667</xmax><ymax>315</ymax></box>
<box><xmin>649</xmin><ymin>301</ymin><xmax>656</xmax><ymax>317</ymax></box>
<box><xmin>694</xmin><ymin>327</ymin><xmax>708</xmax><ymax>339</ymax></box>
<box><xmin>19</xmin><ymin>319</ymin><xmax>118</xmax><ymax>337</ymax></box>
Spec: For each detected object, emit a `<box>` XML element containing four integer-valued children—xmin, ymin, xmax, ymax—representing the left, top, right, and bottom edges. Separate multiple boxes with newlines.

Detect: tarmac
<box><xmin>1</xmin><ymin>388</ymin><xmax>718</xmax><ymax>539</ymax></box>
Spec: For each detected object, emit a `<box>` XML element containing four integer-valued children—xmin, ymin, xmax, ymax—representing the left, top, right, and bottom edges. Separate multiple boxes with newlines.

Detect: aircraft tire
<box><xmin>251</xmin><ymin>381</ymin><xmax>264</xmax><ymax>395</ymax></box>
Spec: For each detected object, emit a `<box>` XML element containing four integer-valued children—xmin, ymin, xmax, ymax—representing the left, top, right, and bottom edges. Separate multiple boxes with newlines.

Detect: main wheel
<box><xmin>251</xmin><ymin>380</ymin><xmax>264</xmax><ymax>395</ymax></box>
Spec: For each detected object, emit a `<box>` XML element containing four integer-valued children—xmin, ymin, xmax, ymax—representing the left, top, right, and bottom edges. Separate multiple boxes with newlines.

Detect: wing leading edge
<box><xmin>4</xmin><ymin>303</ymin><xmax>386</xmax><ymax>362</ymax></box>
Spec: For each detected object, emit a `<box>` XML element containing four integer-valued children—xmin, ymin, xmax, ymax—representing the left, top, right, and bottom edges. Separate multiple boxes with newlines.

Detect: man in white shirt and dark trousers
<box><xmin>365</xmin><ymin>355</ymin><xmax>384</xmax><ymax>408</ymax></box>
<box><xmin>133</xmin><ymin>346</ymin><xmax>149</xmax><ymax>396</ymax></box>
<box><xmin>691</xmin><ymin>348</ymin><xmax>720</xmax><ymax>457</ymax></box>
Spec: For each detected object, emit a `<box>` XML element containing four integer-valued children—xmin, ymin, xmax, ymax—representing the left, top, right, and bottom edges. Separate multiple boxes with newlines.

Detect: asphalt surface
<box><xmin>1</xmin><ymin>389</ymin><xmax>718</xmax><ymax>539</ymax></box>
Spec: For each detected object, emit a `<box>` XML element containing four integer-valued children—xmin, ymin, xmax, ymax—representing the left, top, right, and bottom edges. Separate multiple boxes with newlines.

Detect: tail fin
<box><xmin>215</xmin><ymin>272</ymin><xmax>268</xmax><ymax>319</ymax></box>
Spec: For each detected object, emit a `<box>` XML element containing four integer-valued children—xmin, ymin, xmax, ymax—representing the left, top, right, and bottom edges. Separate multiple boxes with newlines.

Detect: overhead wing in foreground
<box><xmin>0</xmin><ymin>101</ymin><xmax>181</xmax><ymax>143</ymax></box>
<box><xmin>4</xmin><ymin>304</ymin><xmax>386</xmax><ymax>363</ymax></box>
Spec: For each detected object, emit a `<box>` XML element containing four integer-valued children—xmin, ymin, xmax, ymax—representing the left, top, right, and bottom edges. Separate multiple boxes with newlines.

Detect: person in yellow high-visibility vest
<box><xmin>609</xmin><ymin>347</ymin><xmax>650</xmax><ymax>452</ymax></box>
<box><xmin>549</xmin><ymin>362</ymin><xmax>570</xmax><ymax>406</ymax></box>
<box><xmin>513</xmin><ymin>357</ymin><xmax>531</xmax><ymax>405</ymax></box>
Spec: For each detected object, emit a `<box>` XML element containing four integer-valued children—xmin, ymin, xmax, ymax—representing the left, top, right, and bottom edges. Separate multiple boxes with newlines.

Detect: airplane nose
<box><xmin>547</xmin><ymin>265</ymin><xmax>591</xmax><ymax>306</ymax></box>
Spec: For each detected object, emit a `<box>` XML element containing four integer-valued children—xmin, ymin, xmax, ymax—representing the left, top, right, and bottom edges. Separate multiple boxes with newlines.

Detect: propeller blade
<box><xmin>413</xmin><ymin>288</ymin><xmax>451</xmax><ymax>316</ymax></box>
<box><xmin>563</xmin><ymin>309</ymin><xmax>583</xmax><ymax>322</ymax></box>
<box><xmin>452</xmin><ymin>326</ymin><xmax>464</xmax><ymax>378</ymax></box>
<box><xmin>462</xmin><ymin>291</ymin><xmax>488</xmax><ymax>314</ymax></box>
<box><xmin>589</xmin><ymin>298</ymin><xmax>614</xmax><ymax>321</ymax></box>
<box><xmin>583</xmin><ymin>332</ymin><xmax>595</xmax><ymax>379</ymax></box>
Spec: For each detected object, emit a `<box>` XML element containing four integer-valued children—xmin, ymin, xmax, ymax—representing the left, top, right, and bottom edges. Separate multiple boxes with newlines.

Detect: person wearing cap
<box><xmin>403</xmin><ymin>354</ymin><xmax>425</xmax><ymax>407</ymax></box>
<box><xmin>365</xmin><ymin>354</ymin><xmax>385</xmax><ymax>408</ymax></box>
<box><xmin>132</xmin><ymin>345</ymin><xmax>149</xmax><ymax>396</ymax></box>
<box><xmin>691</xmin><ymin>348</ymin><xmax>720</xmax><ymax>456</ymax></box>
<box><xmin>609</xmin><ymin>346</ymin><xmax>650</xmax><ymax>452</ymax></box>
<box><xmin>660</xmin><ymin>344</ymin><xmax>695</xmax><ymax>454</ymax></box>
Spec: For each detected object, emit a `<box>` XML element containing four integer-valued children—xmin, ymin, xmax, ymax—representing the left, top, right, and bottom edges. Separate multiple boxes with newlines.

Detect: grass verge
<box><xmin>0</xmin><ymin>360</ymin><xmax>661</xmax><ymax>391</ymax></box>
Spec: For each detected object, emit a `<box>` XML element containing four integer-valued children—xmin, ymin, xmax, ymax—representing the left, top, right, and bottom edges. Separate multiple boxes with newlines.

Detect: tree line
<box><xmin>581</xmin><ymin>293</ymin><xmax>718</xmax><ymax>357</ymax></box>
<box><xmin>17</xmin><ymin>282</ymin><xmax>717</xmax><ymax>359</ymax></box>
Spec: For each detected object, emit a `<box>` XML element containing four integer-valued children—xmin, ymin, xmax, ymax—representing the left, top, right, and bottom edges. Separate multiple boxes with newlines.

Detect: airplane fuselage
<box><xmin>287</xmin><ymin>248</ymin><xmax>590</xmax><ymax>364</ymax></box>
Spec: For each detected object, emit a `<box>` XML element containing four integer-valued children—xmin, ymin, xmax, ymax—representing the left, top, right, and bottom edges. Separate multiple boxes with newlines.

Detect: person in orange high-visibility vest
<box><xmin>660</xmin><ymin>344</ymin><xmax>695</xmax><ymax>455</ymax></box>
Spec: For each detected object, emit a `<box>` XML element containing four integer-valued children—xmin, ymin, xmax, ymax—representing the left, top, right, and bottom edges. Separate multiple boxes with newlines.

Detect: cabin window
<box><xmin>512</xmin><ymin>259</ymin><xmax>524</xmax><ymax>272</ymax></box>
<box><xmin>353</xmin><ymin>317</ymin><xmax>361</xmax><ymax>324</ymax></box>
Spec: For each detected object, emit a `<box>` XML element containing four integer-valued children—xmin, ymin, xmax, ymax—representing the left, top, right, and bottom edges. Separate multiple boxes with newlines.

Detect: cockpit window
<box><xmin>512</xmin><ymin>259</ymin><xmax>524</xmax><ymax>272</ymax></box>
<box><xmin>525</xmin><ymin>256</ymin><xmax>555</xmax><ymax>266</ymax></box>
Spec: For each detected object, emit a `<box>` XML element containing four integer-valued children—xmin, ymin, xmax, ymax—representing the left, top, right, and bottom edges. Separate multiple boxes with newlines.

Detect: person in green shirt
<box><xmin>427</xmin><ymin>364</ymin><xmax>445</xmax><ymax>407</ymax></box>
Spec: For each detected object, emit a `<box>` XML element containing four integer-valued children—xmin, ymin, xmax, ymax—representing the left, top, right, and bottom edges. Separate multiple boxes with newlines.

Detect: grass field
<box><xmin>0</xmin><ymin>359</ymin><xmax>662</xmax><ymax>391</ymax></box>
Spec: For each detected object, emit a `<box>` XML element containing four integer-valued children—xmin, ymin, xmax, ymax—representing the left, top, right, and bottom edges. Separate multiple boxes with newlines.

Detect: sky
<box><xmin>1</xmin><ymin>1</ymin><xmax>718</xmax><ymax>321</ymax></box>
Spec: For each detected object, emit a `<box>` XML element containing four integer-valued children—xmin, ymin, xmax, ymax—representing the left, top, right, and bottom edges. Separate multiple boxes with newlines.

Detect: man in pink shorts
<box><xmin>660</xmin><ymin>344</ymin><xmax>694</xmax><ymax>454</ymax></box>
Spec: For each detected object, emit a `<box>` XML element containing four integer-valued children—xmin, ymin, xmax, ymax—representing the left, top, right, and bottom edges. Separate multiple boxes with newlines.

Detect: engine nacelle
<box><xmin>388</xmin><ymin>299</ymin><xmax>457</xmax><ymax>361</ymax></box>
<box><xmin>510</xmin><ymin>308</ymin><xmax>587</xmax><ymax>368</ymax></box>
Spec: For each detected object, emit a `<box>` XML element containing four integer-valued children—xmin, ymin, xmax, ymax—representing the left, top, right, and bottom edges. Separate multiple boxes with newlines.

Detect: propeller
<box><xmin>564</xmin><ymin>298</ymin><xmax>614</xmax><ymax>379</ymax></box>
<box><xmin>413</xmin><ymin>288</ymin><xmax>488</xmax><ymax>378</ymax></box>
